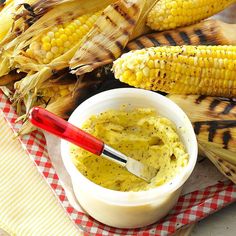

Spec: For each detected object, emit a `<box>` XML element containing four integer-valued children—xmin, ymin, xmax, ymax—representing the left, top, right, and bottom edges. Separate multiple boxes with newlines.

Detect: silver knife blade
<box><xmin>102</xmin><ymin>144</ymin><xmax>158</xmax><ymax>182</ymax></box>
<box><xmin>125</xmin><ymin>156</ymin><xmax>158</xmax><ymax>182</ymax></box>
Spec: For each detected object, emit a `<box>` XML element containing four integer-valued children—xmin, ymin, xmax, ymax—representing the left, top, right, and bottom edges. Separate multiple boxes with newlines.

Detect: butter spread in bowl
<box><xmin>70</xmin><ymin>107</ymin><xmax>189</xmax><ymax>192</ymax></box>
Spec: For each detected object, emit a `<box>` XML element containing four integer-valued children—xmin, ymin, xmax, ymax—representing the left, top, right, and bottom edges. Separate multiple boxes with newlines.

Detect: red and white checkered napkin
<box><xmin>1</xmin><ymin>91</ymin><xmax>235</xmax><ymax>235</ymax></box>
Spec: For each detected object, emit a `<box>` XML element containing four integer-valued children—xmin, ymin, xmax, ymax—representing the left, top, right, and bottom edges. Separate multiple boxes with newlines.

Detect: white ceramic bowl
<box><xmin>61</xmin><ymin>88</ymin><xmax>198</xmax><ymax>228</ymax></box>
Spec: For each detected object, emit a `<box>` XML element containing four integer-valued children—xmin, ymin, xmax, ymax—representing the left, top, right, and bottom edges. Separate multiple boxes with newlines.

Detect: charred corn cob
<box><xmin>113</xmin><ymin>45</ymin><xmax>236</xmax><ymax>97</ymax></box>
<box><xmin>126</xmin><ymin>19</ymin><xmax>236</xmax><ymax>50</ymax></box>
<box><xmin>147</xmin><ymin>0</ymin><xmax>236</xmax><ymax>31</ymax></box>
<box><xmin>168</xmin><ymin>95</ymin><xmax>236</xmax><ymax>183</ymax></box>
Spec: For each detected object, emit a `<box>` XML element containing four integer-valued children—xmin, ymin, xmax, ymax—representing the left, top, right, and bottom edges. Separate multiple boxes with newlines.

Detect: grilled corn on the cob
<box><xmin>8</xmin><ymin>5</ymin><xmax>106</xmax><ymax>101</ymax></box>
<box><xmin>25</xmin><ymin>12</ymin><xmax>101</xmax><ymax>65</ymax></box>
<box><xmin>147</xmin><ymin>0</ymin><xmax>236</xmax><ymax>31</ymax></box>
<box><xmin>113</xmin><ymin>45</ymin><xmax>236</xmax><ymax>97</ymax></box>
<box><xmin>168</xmin><ymin>94</ymin><xmax>236</xmax><ymax>183</ymax></box>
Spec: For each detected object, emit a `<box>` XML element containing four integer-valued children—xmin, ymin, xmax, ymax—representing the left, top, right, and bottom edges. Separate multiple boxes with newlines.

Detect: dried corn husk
<box><xmin>0</xmin><ymin>0</ymin><xmax>41</xmax><ymax>77</ymax></box>
<box><xmin>199</xmin><ymin>142</ymin><xmax>236</xmax><ymax>183</ymax></box>
<box><xmin>1</xmin><ymin>0</ymin><xmax>115</xmax><ymax>103</ymax></box>
<box><xmin>0</xmin><ymin>70</ymin><xmax>24</xmax><ymax>86</ymax></box>
<box><xmin>0</xmin><ymin>0</ymin><xmax>114</xmax><ymax>76</ymax></box>
<box><xmin>169</xmin><ymin>94</ymin><xmax>236</xmax><ymax>183</ymax></box>
<box><xmin>17</xmin><ymin>70</ymin><xmax>107</xmax><ymax>135</ymax></box>
<box><xmin>126</xmin><ymin>19</ymin><xmax>236</xmax><ymax>50</ymax></box>
<box><xmin>70</xmin><ymin>0</ymin><xmax>157</xmax><ymax>75</ymax></box>
<box><xmin>0</xmin><ymin>0</ymin><xmax>79</xmax><ymax>46</ymax></box>
<box><xmin>17</xmin><ymin>66</ymin><xmax>129</xmax><ymax>136</ymax></box>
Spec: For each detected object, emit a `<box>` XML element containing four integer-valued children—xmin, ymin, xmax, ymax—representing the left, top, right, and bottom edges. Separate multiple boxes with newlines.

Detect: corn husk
<box><xmin>126</xmin><ymin>19</ymin><xmax>236</xmax><ymax>51</ymax></box>
<box><xmin>0</xmin><ymin>70</ymin><xmax>24</xmax><ymax>86</ymax></box>
<box><xmin>0</xmin><ymin>0</ymin><xmax>77</xmax><ymax>47</ymax></box>
<box><xmin>1</xmin><ymin>0</ymin><xmax>115</xmax><ymax>74</ymax></box>
<box><xmin>70</xmin><ymin>0</ymin><xmax>158</xmax><ymax>75</ymax></box>
<box><xmin>0</xmin><ymin>0</ymin><xmax>41</xmax><ymax>77</ymax></box>
<box><xmin>17</xmin><ymin>66</ymin><xmax>129</xmax><ymax>136</ymax></box>
<box><xmin>1</xmin><ymin>0</ymin><xmax>115</xmax><ymax>104</ymax></box>
<box><xmin>17</xmin><ymin>70</ymin><xmax>107</xmax><ymax>136</ymax></box>
<box><xmin>168</xmin><ymin>94</ymin><xmax>236</xmax><ymax>183</ymax></box>
<box><xmin>199</xmin><ymin>142</ymin><xmax>236</xmax><ymax>183</ymax></box>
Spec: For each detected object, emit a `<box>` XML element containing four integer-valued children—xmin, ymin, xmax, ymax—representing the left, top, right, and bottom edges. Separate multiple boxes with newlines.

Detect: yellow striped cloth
<box><xmin>0</xmin><ymin>112</ymin><xmax>80</xmax><ymax>236</ymax></box>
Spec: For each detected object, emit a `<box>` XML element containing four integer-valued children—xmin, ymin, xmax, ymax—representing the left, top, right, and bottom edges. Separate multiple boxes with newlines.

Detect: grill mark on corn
<box><xmin>195</xmin><ymin>95</ymin><xmax>207</xmax><ymax>104</ymax></box>
<box><xmin>134</xmin><ymin>38</ymin><xmax>146</xmax><ymax>49</ymax></box>
<box><xmin>193</xmin><ymin>120</ymin><xmax>236</xmax><ymax>144</ymax></box>
<box><xmin>221</xmin><ymin>102</ymin><xmax>236</xmax><ymax>115</ymax></box>
<box><xmin>104</xmin><ymin>14</ymin><xmax>116</xmax><ymax>27</ymax></box>
<box><xmin>115</xmin><ymin>40</ymin><xmax>124</xmax><ymax>54</ymax></box>
<box><xmin>194</xmin><ymin>29</ymin><xmax>207</xmax><ymax>44</ymax></box>
<box><xmin>209</xmin><ymin>99</ymin><xmax>221</xmax><ymax>111</ymax></box>
<box><xmin>222</xmin><ymin>131</ymin><xmax>232</xmax><ymax>149</ymax></box>
<box><xmin>112</xmin><ymin>3</ymin><xmax>136</xmax><ymax>26</ymax></box>
<box><xmin>55</xmin><ymin>16</ymin><xmax>63</xmax><ymax>25</ymax></box>
<box><xmin>164</xmin><ymin>33</ymin><xmax>177</xmax><ymax>46</ymax></box>
<box><xmin>147</xmin><ymin>36</ymin><xmax>161</xmax><ymax>46</ymax></box>
<box><xmin>93</xmin><ymin>41</ymin><xmax>116</xmax><ymax>60</ymax></box>
<box><xmin>179</xmin><ymin>31</ymin><xmax>191</xmax><ymax>44</ymax></box>
<box><xmin>79</xmin><ymin>47</ymin><xmax>102</xmax><ymax>62</ymax></box>
<box><xmin>15</xmin><ymin>27</ymin><xmax>22</xmax><ymax>36</ymax></box>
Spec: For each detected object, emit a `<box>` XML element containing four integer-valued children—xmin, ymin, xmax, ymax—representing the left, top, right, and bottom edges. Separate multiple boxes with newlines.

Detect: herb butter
<box><xmin>71</xmin><ymin>108</ymin><xmax>189</xmax><ymax>192</ymax></box>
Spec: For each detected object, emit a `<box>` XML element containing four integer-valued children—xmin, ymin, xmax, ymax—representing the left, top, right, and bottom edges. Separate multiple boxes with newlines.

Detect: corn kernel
<box><xmin>64</xmin><ymin>28</ymin><xmax>72</xmax><ymax>35</ymax></box>
<box><xmin>60</xmin><ymin>88</ymin><xmax>69</xmax><ymax>96</ymax></box>
<box><xmin>42</xmin><ymin>42</ymin><xmax>51</xmax><ymax>51</ymax></box>
<box><xmin>47</xmin><ymin>32</ymin><xmax>54</xmax><ymax>39</ymax></box>
<box><xmin>42</xmin><ymin>36</ymin><xmax>51</xmax><ymax>43</ymax></box>
<box><xmin>143</xmin><ymin>67</ymin><xmax>150</xmax><ymax>77</ymax></box>
<box><xmin>136</xmin><ymin>71</ymin><xmax>143</xmax><ymax>81</ymax></box>
<box><xmin>56</xmin><ymin>38</ymin><xmax>63</xmax><ymax>47</ymax></box>
<box><xmin>51</xmin><ymin>46</ymin><xmax>59</xmax><ymax>54</ymax></box>
<box><xmin>46</xmin><ymin>52</ymin><xmax>54</xmax><ymax>60</ymax></box>
<box><xmin>60</xmin><ymin>34</ymin><xmax>68</xmax><ymax>42</ymax></box>
<box><xmin>55</xmin><ymin>32</ymin><xmax>60</xmax><ymax>38</ymax></box>
<box><xmin>64</xmin><ymin>41</ymin><xmax>71</xmax><ymax>48</ymax></box>
<box><xmin>122</xmin><ymin>70</ymin><xmax>132</xmax><ymax>80</ymax></box>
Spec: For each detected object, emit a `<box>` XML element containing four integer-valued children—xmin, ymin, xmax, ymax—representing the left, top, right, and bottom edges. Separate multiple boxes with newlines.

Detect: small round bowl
<box><xmin>61</xmin><ymin>88</ymin><xmax>198</xmax><ymax>228</ymax></box>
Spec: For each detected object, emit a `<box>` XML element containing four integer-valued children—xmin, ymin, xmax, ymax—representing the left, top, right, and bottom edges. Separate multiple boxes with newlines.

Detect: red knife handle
<box><xmin>29</xmin><ymin>107</ymin><xmax>104</xmax><ymax>156</ymax></box>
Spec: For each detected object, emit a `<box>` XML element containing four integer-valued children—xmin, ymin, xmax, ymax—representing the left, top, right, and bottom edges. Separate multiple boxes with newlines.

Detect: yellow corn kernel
<box><xmin>42</xmin><ymin>43</ymin><xmax>51</xmax><ymax>51</ymax></box>
<box><xmin>39</xmin><ymin>84</ymin><xmax>72</xmax><ymax>102</ymax></box>
<box><xmin>112</xmin><ymin>45</ymin><xmax>236</xmax><ymax>97</ymax></box>
<box><xmin>60</xmin><ymin>88</ymin><xmax>70</xmax><ymax>97</ymax></box>
<box><xmin>147</xmin><ymin>0</ymin><xmax>235</xmax><ymax>31</ymax></box>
